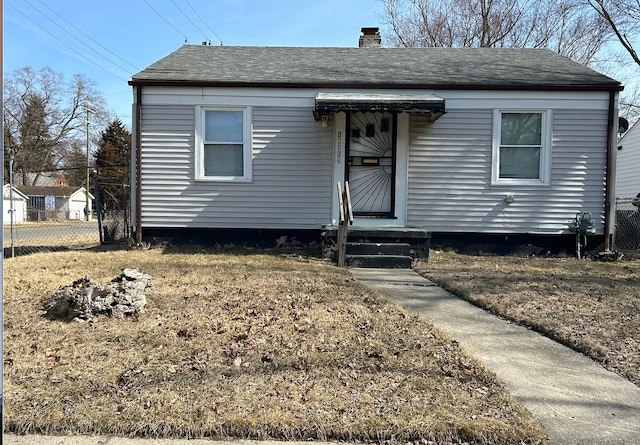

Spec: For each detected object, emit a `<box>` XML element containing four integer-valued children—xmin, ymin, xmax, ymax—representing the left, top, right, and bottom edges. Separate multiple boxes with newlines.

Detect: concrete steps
<box><xmin>345</xmin><ymin>242</ymin><xmax>412</xmax><ymax>268</ymax></box>
<box><xmin>321</xmin><ymin>226</ymin><xmax>430</xmax><ymax>268</ymax></box>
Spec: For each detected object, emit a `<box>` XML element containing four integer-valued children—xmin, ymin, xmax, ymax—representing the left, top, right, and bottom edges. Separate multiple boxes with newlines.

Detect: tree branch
<box><xmin>588</xmin><ymin>0</ymin><xmax>640</xmax><ymax>66</ymax></box>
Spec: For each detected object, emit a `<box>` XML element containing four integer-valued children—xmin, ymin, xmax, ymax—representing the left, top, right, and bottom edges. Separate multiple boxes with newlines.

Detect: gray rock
<box><xmin>43</xmin><ymin>269</ymin><xmax>151</xmax><ymax>321</ymax></box>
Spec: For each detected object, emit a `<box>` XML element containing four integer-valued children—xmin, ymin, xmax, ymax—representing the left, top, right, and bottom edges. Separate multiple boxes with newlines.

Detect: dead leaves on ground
<box><xmin>3</xmin><ymin>249</ymin><xmax>546</xmax><ymax>443</ymax></box>
<box><xmin>419</xmin><ymin>250</ymin><xmax>640</xmax><ymax>386</ymax></box>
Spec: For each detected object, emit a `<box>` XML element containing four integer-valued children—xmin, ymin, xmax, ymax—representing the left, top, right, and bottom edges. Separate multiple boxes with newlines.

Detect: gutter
<box><xmin>135</xmin><ymin>85</ymin><xmax>143</xmax><ymax>244</ymax></box>
<box><xmin>603</xmin><ymin>90</ymin><xmax>618</xmax><ymax>251</ymax></box>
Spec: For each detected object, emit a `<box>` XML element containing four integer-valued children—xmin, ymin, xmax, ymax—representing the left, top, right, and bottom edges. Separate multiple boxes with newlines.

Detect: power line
<box><xmin>35</xmin><ymin>0</ymin><xmax>142</xmax><ymax>72</ymax></box>
<box><xmin>143</xmin><ymin>0</ymin><xmax>187</xmax><ymax>42</ymax></box>
<box><xmin>183</xmin><ymin>0</ymin><xmax>223</xmax><ymax>45</ymax></box>
<box><xmin>5</xmin><ymin>0</ymin><xmax>127</xmax><ymax>82</ymax></box>
<box><xmin>21</xmin><ymin>0</ymin><xmax>135</xmax><ymax>76</ymax></box>
<box><xmin>170</xmin><ymin>0</ymin><xmax>208</xmax><ymax>41</ymax></box>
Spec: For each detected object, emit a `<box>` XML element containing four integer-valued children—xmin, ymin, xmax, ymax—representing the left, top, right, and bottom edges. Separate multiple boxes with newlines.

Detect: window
<box><xmin>492</xmin><ymin>110</ymin><xmax>551</xmax><ymax>185</ymax></box>
<box><xmin>196</xmin><ymin>107</ymin><xmax>251</xmax><ymax>181</ymax></box>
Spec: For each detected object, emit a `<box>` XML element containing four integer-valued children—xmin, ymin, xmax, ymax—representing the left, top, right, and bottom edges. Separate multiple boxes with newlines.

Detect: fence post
<box><xmin>94</xmin><ymin>178</ymin><xmax>104</xmax><ymax>244</ymax></box>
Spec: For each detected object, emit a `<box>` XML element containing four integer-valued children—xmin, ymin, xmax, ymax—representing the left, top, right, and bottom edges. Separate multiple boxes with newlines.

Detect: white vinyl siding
<box><xmin>616</xmin><ymin>121</ymin><xmax>640</xmax><ymax>199</ymax></box>
<box><xmin>3</xmin><ymin>186</ymin><xmax>27</xmax><ymax>224</ymax></box>
<box><xmin>139</xmin><ymin>104</ymin><xmax>333</xmax><ymax>229</ymax></box>
<box><xmin>407</xmin><ymin>108</ymin><xmax>608</xmax><ymax>234</ymax></box>
<box><xmin>134</xmin><ymin>86</ymin><xmax>612</xmax><ymax>235</ymax></box>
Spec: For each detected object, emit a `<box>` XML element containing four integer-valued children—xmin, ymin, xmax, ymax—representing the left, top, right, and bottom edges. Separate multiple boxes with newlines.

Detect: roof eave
<box><xmin>128</xmin><ymin>79</ymin><xmax>623</xmax><ymax>92</ymax></box>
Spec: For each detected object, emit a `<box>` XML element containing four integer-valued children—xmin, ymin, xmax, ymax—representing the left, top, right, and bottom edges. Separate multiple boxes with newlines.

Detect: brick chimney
<box><xmin>359</xmin><ymin>27</ymin><xmax>382</xmax><ymax>48</ymax></box>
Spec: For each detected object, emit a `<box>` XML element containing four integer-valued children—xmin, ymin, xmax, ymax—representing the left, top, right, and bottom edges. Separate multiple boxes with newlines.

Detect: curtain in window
<box><xmin>204</xmin><ymin>144</ymin><xmax>243</xmax><ymax>176</ymax></box>
<box><xmin>500</xmin><ymin>113</ymin><xmax>542</xmax><ymax>179</ymax></box>
<box><xmin>204</xmin><ymin>110</ymin><xmax>244</xmax><ymax>177</ymax></box>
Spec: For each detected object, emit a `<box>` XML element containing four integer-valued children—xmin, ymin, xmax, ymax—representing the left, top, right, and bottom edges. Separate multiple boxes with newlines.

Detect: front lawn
<box><xmin>415</xmin><ymin>250</ymin><xmax>640</xmax><ymax>386</ymax></box>
<box><xmin>3</xmin><ymin>247</ymin><xmax>546</xmax><ymax>444</ymax></box>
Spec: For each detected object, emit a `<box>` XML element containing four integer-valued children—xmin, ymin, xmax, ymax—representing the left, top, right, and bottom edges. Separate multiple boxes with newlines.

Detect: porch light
<box><xmin>312</xmin><ymin>110</ymin><xmax>330</xmax><ymax>127</ymax></box>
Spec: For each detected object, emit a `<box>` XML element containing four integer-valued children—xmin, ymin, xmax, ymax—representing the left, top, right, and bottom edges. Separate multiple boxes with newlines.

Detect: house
<box><xmin>17</xmin><ymin>186</ymin><xmax>94</xmax><ymax>221</ymax></box>
<box><xmin>129</xmin><ymin>28</ymin><xmax>623</xmax><ymax>253</ymax></box>
<box><xmin>615</xmin><ymin>119</ymin><xmax>640</xmax><ymax>250</ymax></box>
<box><xmin>3</xmin><ymin>184</ymin><xmax>28</xmax><ymax>224</ymax></box>
<box><xmin>616</xmin><ymin>120</ymin><xmax>640</xmax><ymax>200</ymax></box>
<box><xmin>22</xmin><ymin>172</ymin><xmax>70</xmax><ymax>188</ymax></box>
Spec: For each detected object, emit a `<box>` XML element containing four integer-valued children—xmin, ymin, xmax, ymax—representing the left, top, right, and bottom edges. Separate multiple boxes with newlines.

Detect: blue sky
<box><xmin>4</xmin><ymin>0</ymin><xmax>638</xmax><ymax>127</ymax></box>
<box><xmin>4</xmin><ymin>0</ymin><xmax>384</xmax><ymax>124</ymax></box>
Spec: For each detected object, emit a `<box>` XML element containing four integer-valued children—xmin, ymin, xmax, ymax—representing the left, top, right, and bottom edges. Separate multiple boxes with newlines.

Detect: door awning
<box><xmin>314</xmin><ymin>92</ymin><xmax>446</xmax><ymax>121</ymax></box>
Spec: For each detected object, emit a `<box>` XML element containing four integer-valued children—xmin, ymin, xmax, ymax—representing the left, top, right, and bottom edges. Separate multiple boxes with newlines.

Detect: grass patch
<box><xmin>416</xmin><ymin>250</ymin><xmax>640</xmax><ymax>387</ymax></box>
<box><xmin>3</xmin><ymin>247</ymin><xmax>546</xmax><ymax>444</ymax></box>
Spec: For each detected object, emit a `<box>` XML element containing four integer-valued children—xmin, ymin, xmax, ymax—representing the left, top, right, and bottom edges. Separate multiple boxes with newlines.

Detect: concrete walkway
<box><xmin>350</xmin><ymin>268</ymin><xmax>640</xmax><ymax>445</ymax></box>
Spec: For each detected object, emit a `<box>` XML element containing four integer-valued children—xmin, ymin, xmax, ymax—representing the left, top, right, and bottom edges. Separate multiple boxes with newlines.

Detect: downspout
<box><xmin>135</xmin><ymin>85</ymin><xmax>143</xmax><ymax>244</ymax></box>
<box><xmin>603</xmin><ymin>90</ymin><xmax>617</xmax><ymax>252</ymax></box>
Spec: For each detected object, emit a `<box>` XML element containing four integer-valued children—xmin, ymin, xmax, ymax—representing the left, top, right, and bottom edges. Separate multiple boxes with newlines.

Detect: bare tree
<box><xmin>380</xmin><ymin>0</ymin><xmax>611</xmax><ymax>64</ymax></box>
<box><xmin>532</xmin><ymin>1</ymin><xmax>613</xmax><ymax>64</ymax></box>
<box><xmin>584</xmin><ymin>1</ymin><xmax>640</xmax><ymax>123</ymax></box>
<box><xmin>587</xmin><ymin>0</ymin><xmax>640</xmax><ymax>66</ymax></box>
<box><xmin>3</xmin><ymin>66</ymin><xmax>108</xmax><ymax>186</ymax></box>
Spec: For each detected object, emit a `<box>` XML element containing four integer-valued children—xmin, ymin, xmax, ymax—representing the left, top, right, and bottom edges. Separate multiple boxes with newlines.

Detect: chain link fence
<box><xmin>94</xmin><ymin>179</ymin><xmax>131</xmax><ymax>245</ymax></box>
<box><xmin>614</xmin><ymin>197</ymin><xmax>640</xmax><ymax>254</ymax></box>
<box><xmin>3</xmin><ymin>210</ymin><xmax>101</xmax><ymax>257</ymax></box>
<box><xmin>3</xmin><ymin>179</ymin><xmax>131</xmax><ymax>257</ymax></box>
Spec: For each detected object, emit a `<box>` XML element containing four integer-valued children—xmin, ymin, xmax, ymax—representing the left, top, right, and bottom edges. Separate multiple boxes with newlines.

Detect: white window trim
<box><xmin>195</xmin><ymin>105</ymin><xmax>253</xmax><ymax>182</ymax></box>
<box><xmin>491</xmin><ymin>109</ymin><xmax>552</xmax><ymax>186</ymax></box>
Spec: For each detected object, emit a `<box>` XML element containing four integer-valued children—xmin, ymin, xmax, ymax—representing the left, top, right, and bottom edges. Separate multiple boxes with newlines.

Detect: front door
<box><xmin>346</xmin><ymin>111</ymin><xmax>397</xmax><ymax>217</ymax></box>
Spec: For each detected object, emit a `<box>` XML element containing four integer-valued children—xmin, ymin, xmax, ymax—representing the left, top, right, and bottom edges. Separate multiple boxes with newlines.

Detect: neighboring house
<box><xmin>3</xmin><ymin>184</ymin><xmax>28</xmax><ymax>224</ymax></box>
<box><xmin>615</xmin><ymin>119</ymin><xmax>640</xmax><ymax>250</ymax></box>
<box><xmin>129</xmin><ymin>28</ymin><xmax>623</xmax><ymax>249</ymax></box>
<box><xmin>17</xmin><ymin>186</ymin><xmax>94</xmax><ymax>221</ymax></box>
<box><xmin>21</xmin><ymin>172</ymin><xmax>70</xmax><ymax>187</ymax></box>
<box><xmin>616</xmin><ymin>120</ymin><xmax>640</xmax><ymax>199</ymax></box>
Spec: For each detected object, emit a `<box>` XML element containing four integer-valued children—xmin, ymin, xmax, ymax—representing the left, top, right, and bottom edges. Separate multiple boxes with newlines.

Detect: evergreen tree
<box><xmin>63</xmin><ymin>139</ymin><xmax>90</xmax><ymax>187</ymax></box>
<box><xmin>95</xmin><ymin>118</ymin><xmax>131</xmax><ymax>210</ymax></box>
<box><xmin>16</xmin><ymin>93</ymin><xmax>55</xmax><ymax>185</ymax></box>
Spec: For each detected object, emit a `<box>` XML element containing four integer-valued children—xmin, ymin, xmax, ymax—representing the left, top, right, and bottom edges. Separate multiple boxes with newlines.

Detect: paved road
<box><xmin>3</xmin><ymin>221</ymin><xmax>99</xmax><ymax>243</ymax></box>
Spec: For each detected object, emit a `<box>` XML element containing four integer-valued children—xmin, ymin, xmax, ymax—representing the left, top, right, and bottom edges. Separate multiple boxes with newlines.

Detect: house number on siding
<box><xmin>336</xmin><ymin>131</ymin><xmax>342</xmax><ymax>165</ymax></box>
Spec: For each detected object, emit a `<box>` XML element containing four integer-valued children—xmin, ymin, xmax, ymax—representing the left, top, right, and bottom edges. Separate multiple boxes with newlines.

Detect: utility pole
<box><xmin>85</xmin><ymin>107</ymin><xmax>93</xmax><ymax>221</ymax></box>
<box><xmin>9</xmin><ymin>158</ymin><xmax>15</xmax><ymax>258</ymax></box>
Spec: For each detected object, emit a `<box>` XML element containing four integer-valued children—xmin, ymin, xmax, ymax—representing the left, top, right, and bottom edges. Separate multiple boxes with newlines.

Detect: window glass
<box><xmin>198</xmin><ymin>108</ymin><xmax>248</xmax><ymax>180</ymax></box>
<box><xmin>501</xmin><ymin>113</ymin><xmax>541</xmax><ymax>145</ymax></box>
<box><xmin>204</xmin><ymin>144</ymin><xmax>244</xmax><ymax>176</ymax></box>
<box><xmin>499</xmin><ymin>146</ymin><xmax>540</xmax><ymax>179</ymax></box>
<box><xmin>205</xmin><ymin>110</ymin><xmax>243</xmax><ymax>143</ymax></box>
<box><xmin>496</xmin><ymin>111</ymin><xmax>546</xmax><ymax>182</ymax></box>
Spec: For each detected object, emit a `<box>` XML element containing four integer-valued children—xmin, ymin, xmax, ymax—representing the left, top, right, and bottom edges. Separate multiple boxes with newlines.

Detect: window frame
<box><xmin>491</xmin><ymin>109</ymin><xmax>552</xmax><ymax>186</ymax></box>
<box><xmin>195</xmin><ymin>105</ymin><xmax>252</xmax><ymax>182</ymax></box>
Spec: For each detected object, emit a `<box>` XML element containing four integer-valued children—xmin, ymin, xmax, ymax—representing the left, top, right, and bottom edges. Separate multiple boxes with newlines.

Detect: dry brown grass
<box><xmin>3</xmin><ymin>247</ymin><xmax>546</xmax><ymax>444</ymax></box>
<box><xmin>415</xmin><ymin>250</ymin><xmax>640</xmax><ymax>387</ymax></box>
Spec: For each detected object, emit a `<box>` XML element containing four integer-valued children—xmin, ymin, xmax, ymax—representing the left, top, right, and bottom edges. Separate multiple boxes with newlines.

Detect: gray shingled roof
<box><xmin>130</xmin><ymin>45</ymin><xmax>621</xmax><ymax>90</ymax></box>
<box><xmin>17</xmin><ymin>186</ymin><xmax>88</xmax><ymax>198</ymax></box>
